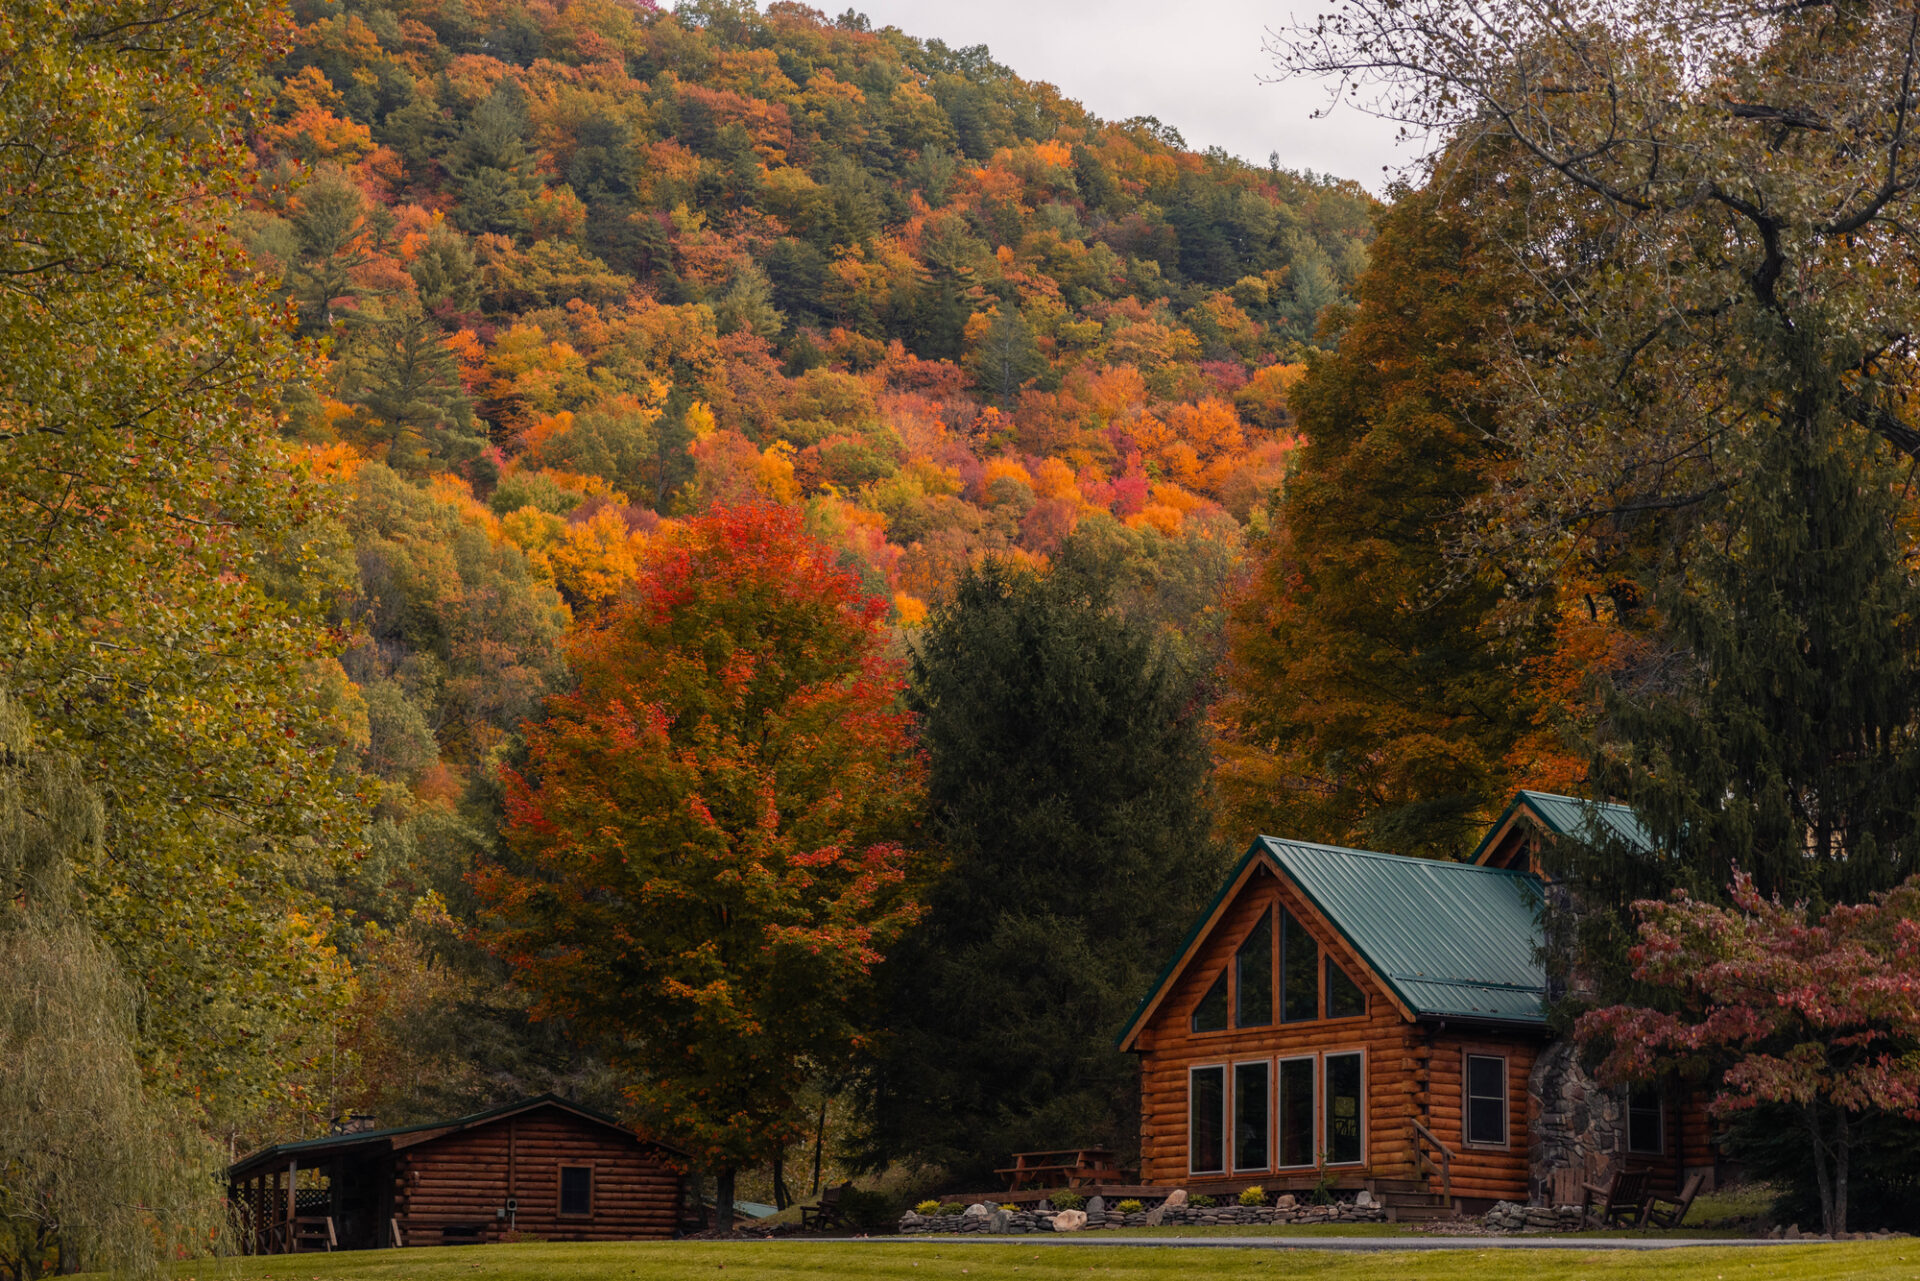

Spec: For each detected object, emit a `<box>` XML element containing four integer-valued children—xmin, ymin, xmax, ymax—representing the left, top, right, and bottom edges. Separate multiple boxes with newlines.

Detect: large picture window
<box><xmin>1627</xmin><ymin>1088</ymin><xmax>1664</xmax><ymax>1155</ymax></box>
<box><xmin>1464</xmin><ymin>1054</ymin><xmax>1508</xmax><ymax>1146</ymax></box>
<box><xmin>1281</xmin><ymin>909</ymin><xmax>1319</xmax><ymax>1022</ymax></box>
<box><xmin>1233</xmin><ymin>1061</ymin><xmax>1270</xmax><ymax>1171</ymax></box>
<box><xmin>1324</xmin><ymin>1051</ymin><xmax>1364</xmax><ymax>1164</ymax></box>
<box><xmin>1277</xmin><ymin>1055</ymin><xmax>1316</xmax><ymax>1168</ymax></box>
<box><xmin>1236</xmin><ymin>910</ymin><xmax>1274</xmax><ymax>1027</ymax></box>
<box><xmin>1190</xmin><ymin>1065</ymin><xmax>1226</xmax><ymax>1174</ymax></box>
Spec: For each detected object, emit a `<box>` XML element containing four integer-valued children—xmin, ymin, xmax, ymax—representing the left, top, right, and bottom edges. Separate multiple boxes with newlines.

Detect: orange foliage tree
<box><xmin>475</xmin><ymin>504</ymin><xmax>924</xmax><ymax>1224</ymax></box>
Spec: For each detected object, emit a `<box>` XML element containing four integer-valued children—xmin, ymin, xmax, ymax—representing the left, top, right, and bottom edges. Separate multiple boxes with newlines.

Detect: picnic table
<box><xmin>995</xmin><ymin>1148</ymin><xmax>1122</xmax><ymax>1191</ymax></box>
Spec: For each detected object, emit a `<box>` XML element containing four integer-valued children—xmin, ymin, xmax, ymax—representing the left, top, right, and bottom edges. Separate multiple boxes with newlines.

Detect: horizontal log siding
<box><xmin>1134</xmin><ymin>864</ymin><xmax>1420</xmax><ymax>1186</ymax></box>
<box><xmin>1426</xmin><ymin>1033</ymin><xmax>1541</xmax><ymax>1202</ymax></box>
<box><xmin>394</xmin><ymin>1111</ymin><xmax>679</xmax><ymax>1243</ymax></box>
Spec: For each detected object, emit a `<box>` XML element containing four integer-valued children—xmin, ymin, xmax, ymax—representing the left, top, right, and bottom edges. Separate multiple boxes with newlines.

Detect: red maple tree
<box><xmin>1577</xmin><ymin>873</ymin><xmax>1920</xmax><ymax>1236</ymax></box>
<box><xmin>475</xmin><ymin>503</ymin><xmax>925</xmax><ymax>1224</ymax></box>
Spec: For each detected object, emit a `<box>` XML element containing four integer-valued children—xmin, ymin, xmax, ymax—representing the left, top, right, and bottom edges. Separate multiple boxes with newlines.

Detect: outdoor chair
<box><xmin>799</xmin><ymin>1180</ymin><xmax>854</xmax><ymax>1231</ymax></box>
<box><xmin>1581</xmin><ymin>1167</ymin><xmax>1653</xmax><ymax>1229</ymax></box>
<box><xmin>1642</xmin><ymin>1172</ymin><xmax>1706</xmax><ymax>1230</ymax></box>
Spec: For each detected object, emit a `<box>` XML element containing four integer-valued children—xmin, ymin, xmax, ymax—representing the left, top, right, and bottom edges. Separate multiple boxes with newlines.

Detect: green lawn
<box><xmin>156</xmin><ymin>1238</ymin><xmax>1919</xmax><ymax>1281</ymax></box>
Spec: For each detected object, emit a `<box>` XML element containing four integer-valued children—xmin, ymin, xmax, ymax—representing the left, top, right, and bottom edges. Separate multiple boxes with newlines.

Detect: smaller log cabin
<box><xmin>226</xmin><ymin>1095</ymin><xmax>686</xmax><ymax>1252</ymax></box>
<box><xmin>1117</xmin><ymin>792</ymin><xmax>1721</xmax><ymax>1210</ymax></box>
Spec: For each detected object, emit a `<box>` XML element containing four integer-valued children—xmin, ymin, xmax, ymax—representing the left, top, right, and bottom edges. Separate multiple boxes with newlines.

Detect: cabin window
<box><xmin>1324</xmin><ymin>1051</ymin><xmax>1364</xmax><ymax>1164</ymax></box>
<box><xmin>1233</xmin><ymin>1061</ymin><xmax>1270</xmax><ymax>1171</ymax></box>
<box><xmin>1325</xmin><ymin>960</ymin><xmax>1367</xmax><ymax>1019</ymax></box>
<box><xmin>1189</xmin><ymin>1065</ymin><xmax>1227</xmax><ymax>1174</ymax></box>
<box><xmin>1277</xmin><ymin>1055</ymin><xmax>1316</xmax><ymax>1168</ymax></box>
<box><xmin>1464</xmin><ymin>1054</ymin><xmax>1508</xmax><ymax>1146</ymax></box>
<box><xmin>1627</xmin><ymin>1088</ymin><xmax>1664</xmax><ymax>1154</ymax></box>
<box><xmin>1192</xmin><ymin>971</ymin><xmax>1229</xmax><ymax>1033</ymax></box>
<box><xmin>1280</xmin><ymin>910</ymin><xmax>1318</xmax><ymax>1022</ymax></box>
<box><xmin>559</xmin><ymin>1165</ymin><xmax>593</xmax><ymax>1217</ymax></box>
<box><xmin>1236</xmin><ymin>909</ymin><xmax>1274</xmax><ymax>1027</ymax></box>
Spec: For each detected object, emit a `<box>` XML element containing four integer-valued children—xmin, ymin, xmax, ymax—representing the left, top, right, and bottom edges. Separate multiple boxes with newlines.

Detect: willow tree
<box><xmin>0</xmin><ymin>691</ymin><xmax>225</xmax><ymax>1279</ymax></box>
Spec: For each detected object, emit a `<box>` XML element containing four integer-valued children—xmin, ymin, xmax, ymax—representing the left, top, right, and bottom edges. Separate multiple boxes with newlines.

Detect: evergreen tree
<box><xmin>450</xmin><ymin>84</ymin><xmax>541</xmax><ymax>236</ymax></box>
<box><xmin>969</xmin><ymin>304</ymin><xmax>1043</xmax><ymax>406</ymax></box>
<box><xmin>342</xmin><ymin>304</ymin><xmax>485</xmax><ymax>471</ymax></box>
<box><xmin>856</xmin><ymin>556</ymin><xmax>1225</xmax><ymax>1181</ymax></box>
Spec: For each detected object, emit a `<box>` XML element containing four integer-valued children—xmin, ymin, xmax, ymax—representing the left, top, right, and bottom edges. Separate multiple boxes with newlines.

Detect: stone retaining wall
<box><xmin>900</xmin><ymin>1197</ymin><xmax>1388</xmax><ymax>1235</ymax></box>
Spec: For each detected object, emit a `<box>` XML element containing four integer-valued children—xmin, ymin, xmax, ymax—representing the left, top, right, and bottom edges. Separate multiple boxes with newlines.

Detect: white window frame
<box><xmin>1321</xmin><ymin>1048</ymin><xmax>1367</xmax><ymax>1167</ymax></box>
<box><xmin>1275</xmin><ymin>1053</ymin><xmax>1318</xmax><ymax>1170</ymax></box>
<box><xmin>1231</xmin><ymin>1058</ymin><xmax>1273</xmax><ymax>1174</ymax></box>
<box><xmin>1188</xmin><ymin>1062</ymin><xmax>1229</xmax><ymax>1176</ymax></box>
<box><xmin>1462</xmin><ymin>1052</ymin><xmax>1510</xmax><ymax>1149</ymax></box>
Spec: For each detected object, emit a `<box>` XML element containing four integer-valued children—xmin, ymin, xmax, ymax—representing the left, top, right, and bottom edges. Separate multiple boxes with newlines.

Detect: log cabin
<box><xmin>1117</xmin><ymin>791</ymin><xmax>1723</xmax><ymax>1214</ymax></box>
<box><xmin>226</xmin><ymin>1094</ymin><xmax>688</xmax><ymax>1252</ymax></box>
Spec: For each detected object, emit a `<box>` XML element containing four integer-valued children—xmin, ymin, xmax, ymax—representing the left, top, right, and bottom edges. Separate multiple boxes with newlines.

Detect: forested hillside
<box><xmin>242</xmin><ymin>0</ymin><xmax>1372</xmax><ymax>1138</ymax></box>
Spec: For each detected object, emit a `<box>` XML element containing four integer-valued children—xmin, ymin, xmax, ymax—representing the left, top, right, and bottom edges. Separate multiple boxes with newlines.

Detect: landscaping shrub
<box><xmin>838</xmin><ymin>1188</ymin><xmax>899</xmax><ymax>1232</ymax></box>
<box><xmin>1050</xmin><ymin>1190</ymin><xmax>1086</xmax><ymax>1211</ymax></box>
<box><xmin>1189</xmin><ymin>1195</ymin><xmax>1217</xmax><ymax>1209</ymax></box>
<box><xmin>1238</xmin><ymin>1185</ymin><xmax>1266</xmax><ymax>1207</ymax></box>
<box><xmin>937</xmin><ymin>1202</ymin><xmax>966</xmax><ymax>1216</ymax></box>
<box><xmin>1117</xmin><ymin>1199</ymin><xmax>1144</xmax><ymax>1214</ymax></box>
<box><xmin>915</xmin><ymin>1200</ymin><xmax>943</xmax><ymax>1215</ymax></box>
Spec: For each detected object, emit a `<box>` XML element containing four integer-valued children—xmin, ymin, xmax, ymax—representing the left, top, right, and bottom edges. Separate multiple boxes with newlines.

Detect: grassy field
<box><xmin>156</xmin><ymin>1237</ymin><xmax>1918</xmax><ymax>1281</ymax></box>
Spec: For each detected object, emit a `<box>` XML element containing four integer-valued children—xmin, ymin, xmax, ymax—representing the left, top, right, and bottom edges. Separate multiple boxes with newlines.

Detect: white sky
<box><xmin>700</xmin><ymin>1</ymin><xmax>1418</xmax><ymax>190</ymax></box>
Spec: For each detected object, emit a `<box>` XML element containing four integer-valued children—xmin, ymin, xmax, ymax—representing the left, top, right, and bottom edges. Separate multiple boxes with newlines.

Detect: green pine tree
<box><xmin>854</xmin><ymin>555</ymin><xmax>1226</xmax><ymax>1181</ymax></box>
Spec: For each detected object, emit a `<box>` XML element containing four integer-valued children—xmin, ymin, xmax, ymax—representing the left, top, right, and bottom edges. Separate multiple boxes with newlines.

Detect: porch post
<box><xmin>286</xmin><ymin>1159</ymin><xmax>297</xmax><ymax>1250</ymax></box>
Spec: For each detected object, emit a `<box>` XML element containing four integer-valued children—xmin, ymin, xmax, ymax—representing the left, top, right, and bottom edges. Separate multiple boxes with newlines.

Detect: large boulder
<box><xmin>1052</xmin><ymin>1210</ymin><xmax>1088</xmax><ymax>1232</ymax></box>
<box><xmin>963</xmin><ymin>1203</ymin><xmax>989</xmax><ymax>1218</ymax></box>
<box><xmin>1164</xmin><ymin>1189</ymin><xmax>1189</xmax><ymax>1208</ymax></box>
<box><xmin>1085</xmin><ymin>1195</ymin><xmax>1105</xmax><ymax>1215</ymax></box>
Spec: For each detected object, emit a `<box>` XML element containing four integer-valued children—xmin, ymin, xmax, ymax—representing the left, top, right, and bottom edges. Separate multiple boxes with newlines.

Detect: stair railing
<box><xmin>1411</xmin><ymin>1120</ymin><xmax>1454</xmax><ymax>1202</ymax></box>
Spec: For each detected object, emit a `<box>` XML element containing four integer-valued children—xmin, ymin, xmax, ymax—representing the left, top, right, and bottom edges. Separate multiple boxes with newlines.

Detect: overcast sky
<box><xmin>700</xmin><ymin>1</ymin><xmax>1419</xmax><ymax>190</ymax></box>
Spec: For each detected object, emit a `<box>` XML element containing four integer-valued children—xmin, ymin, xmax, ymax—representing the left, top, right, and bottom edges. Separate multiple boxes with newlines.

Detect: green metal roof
<box><xmin>1470</xmin><ymin>790</ymin><xmax>1655</xmax><ymax>864</ymax></box>
<box><xmin>1117</xmin><ymin>836</ymin><xmax>1550</xmax><ymax>1047</ymax></box>
<box><xmin>1260</xmin><ymin>837</ymin><xmax>1546</xmax><ymax>1025</ymax></box>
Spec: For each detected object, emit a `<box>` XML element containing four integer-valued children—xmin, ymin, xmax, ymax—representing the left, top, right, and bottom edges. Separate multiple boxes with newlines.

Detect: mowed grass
<box><xmin>154</xmin><ymin>1237</ymin><xmax>1920</xmax><ymax>1281</ymax></box>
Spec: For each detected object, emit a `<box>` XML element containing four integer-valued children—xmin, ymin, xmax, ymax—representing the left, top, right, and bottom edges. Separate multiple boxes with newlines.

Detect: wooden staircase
<box><xmin>1367</xmin><ymin>1177</ymin><xmax>1456</xmax><ymax>1223</ymax></box>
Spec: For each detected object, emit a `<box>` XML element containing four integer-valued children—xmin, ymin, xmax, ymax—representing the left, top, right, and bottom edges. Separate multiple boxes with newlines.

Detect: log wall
<box><xmin>1133</xmin><ymin>862</ymin><xmax>1421</xmax><ymax>1186</ymax></box>
<box><xmin>1424</xmin><ymin>1030</ymin><xmax>1542</xmax><ymax>1202</ymax></box>
<box><xmin>393</xmin><ymin>1109</ymin><xmax>680</xmax><ymax>1244</ymax></box>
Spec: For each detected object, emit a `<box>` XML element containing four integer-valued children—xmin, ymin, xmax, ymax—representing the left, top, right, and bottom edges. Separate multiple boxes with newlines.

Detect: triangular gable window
<box><xmin>1326</xmin><ymin>960</ymin><xmax>1367</xmax><ymax>1018</ymax></box>
<box><xmin>1191</xmin><ymin>970</ymin><xmax>1228</xmax><ymax>1032</ymax></box>
<box><xmin>1235</xmin><ymin>908</ymin><xmax>1274</xmax><ymax>1027</ymax></box>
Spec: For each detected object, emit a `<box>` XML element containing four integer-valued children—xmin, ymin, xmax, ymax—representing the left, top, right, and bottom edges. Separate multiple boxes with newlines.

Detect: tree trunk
<box><xmin>811</xmin><ymin>1096</ymin><xmax>827</xmax><ymax>1195</ymax></box>
<box><xmin>772</xmin><ymin>1147</ymin><xmax>790</xmax><ymax>1212</ymax></box>
<box><xmin>1806</xmin><ymin>1102</ymin><xmax>1835</xmax><ymax>1237</ymax></box>
<box><xmin>715</xmin><ymin>1166</ymin><xmax>736</xmax><ymax>1235</ymax></box>
<box><xmin>1834</xmin><ymin>1108</ymin><xmax>1849</xmax><ymax>1237</ymax></box>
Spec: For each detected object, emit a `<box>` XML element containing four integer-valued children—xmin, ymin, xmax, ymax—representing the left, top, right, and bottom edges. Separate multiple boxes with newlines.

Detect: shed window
<box><xmin>1324</xmin><ymin>1052</ymin><xmax>1364</xmax><ymax>1164</ymax></box>
<box><xmin>1192</xmin><ymin>971</ymin><xmax>1229</xmax><ymax>1033</ymax></box>
<box><xmin>559</xmin><ymin>1165</ymin><xmax>593</xmax><ymax>1217</ymax></box>
<box><xmin>1233</xmin><ymin>1060</ymin><xmax>1270</xmax><ymax>1171</ymax></box>
<box><xmin>1190</xmin><ymin>1066</ymin><xmax>1226</xmax><ymax>1174</ymax></box>
<box><xmin>1627</xmin><ymin>1089</ymin><xmax>1663</xmax><ymax>1154</ymax></box>
<box><xmin>1465</xmin><ymin>1054</ymin><xmax>1508</xmax><ymax>1146</ymax></box>
<box><xmin>1277</xmin><ymin>1055</ymin><xmax>1316</xmax><ymax>1168</ymax></box>
<box><xmin>1236</xmin><ymin>910</ymin><xmax>1274</xmax><ymax>1027</ymax></box>
<box><xmin>1325</xmin><ymin>960</ymin><xmax>1367</xmax><ymax>1019</ymax></box>
<box><xmin>1281</xmin><ymin>910</ymin><xmax>1319</xmax><ymax>1022</ymax></box>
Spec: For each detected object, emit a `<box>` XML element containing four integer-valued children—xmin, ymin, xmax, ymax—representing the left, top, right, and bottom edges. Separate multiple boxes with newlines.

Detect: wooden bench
<box><xmin>994</xmin><ymin>1149</ymin><xmax>1122</xmax><ymax>1192</ymax></box>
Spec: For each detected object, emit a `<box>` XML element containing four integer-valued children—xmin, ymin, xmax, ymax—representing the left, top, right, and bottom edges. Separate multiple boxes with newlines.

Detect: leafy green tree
<box><xmin>0</xmin><ymin>0</ymin><xmax>367</xmax><ymax>1118</ymax></box>
<box><xmin>857</xmin><ymin>556</ymin><xmax>1225</xmax><ymax>1181</ymax></box>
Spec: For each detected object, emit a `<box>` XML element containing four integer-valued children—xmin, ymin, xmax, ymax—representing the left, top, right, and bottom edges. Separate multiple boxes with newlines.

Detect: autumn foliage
<box><xmin>1578</xmin><ymin>873</ymin><xmax>1920</xmax><ymax>1234</ymax></box>
<box><xmin>476</xmin><ymin>504</ymin><xmax>923</xmax><ymax>1191</ymax></box>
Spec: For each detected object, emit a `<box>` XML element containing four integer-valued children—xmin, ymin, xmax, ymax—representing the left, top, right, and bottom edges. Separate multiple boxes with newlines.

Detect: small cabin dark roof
<box><xmin>1470</xmin><ymin>789</ymin><xmax>1654</xmax><ymax>864</ymax></box>
<box><xmin>1118</xmin><ymin>836</ymin><xmax>1548</xmax><ymax>1050</ymax></box>
<box><xmin>226</xmin><ymin>1093</ymin><xmax>680</xmax><ymax>1180</ymax></box>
